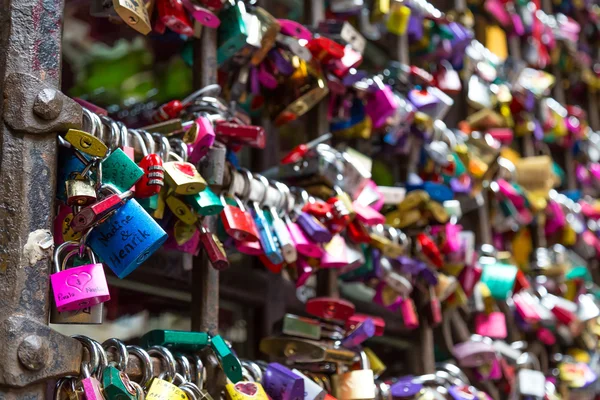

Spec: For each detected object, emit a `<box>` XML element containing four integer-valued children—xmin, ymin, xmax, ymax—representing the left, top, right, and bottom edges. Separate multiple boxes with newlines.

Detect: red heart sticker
<box><xmin>235</xmin><ymin>382</ymin><xmax>257</xmax><ymax>396</ymax></box>
<box><xmin>175</xmin><ymin>162</ymin><xmax>195</xmax><ymax>177</ymax></box>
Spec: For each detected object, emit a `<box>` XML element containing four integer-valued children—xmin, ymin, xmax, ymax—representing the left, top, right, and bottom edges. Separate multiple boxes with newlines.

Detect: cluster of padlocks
<box><xmin>44</xmin><ymin>0</ymin><xmax>600</xmax><ymax>398</ymax></box>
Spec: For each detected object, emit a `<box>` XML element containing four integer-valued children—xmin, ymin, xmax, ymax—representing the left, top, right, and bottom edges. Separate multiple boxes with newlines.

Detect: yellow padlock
<box><xmin>386</xmin><ymin>1</ymin><xmax>411</xmax><ymax>35</ymax></box>
<box><xmin>64</xmin><ymin>129</ymin><xmax>108</xmax><ymax>158</ymax></box>
<box><xmin>146</xmin><ymin>378</ymin><xmax>189</xmax><ymax>400</ymax></box>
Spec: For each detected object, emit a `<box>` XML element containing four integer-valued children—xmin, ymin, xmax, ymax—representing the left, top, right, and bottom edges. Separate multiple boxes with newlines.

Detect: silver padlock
<box><xmin>198</xmin><ymin>141</ymin><xmax>227</xmax><ymax>187</ymax></box>
<box><xmin>50</xmin><ymin>303</ymin><xmax>103</xmax><ymax>324</ymax></box>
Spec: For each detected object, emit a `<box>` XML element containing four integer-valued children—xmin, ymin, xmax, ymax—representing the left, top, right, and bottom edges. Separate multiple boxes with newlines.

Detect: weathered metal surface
<box><xmin>3</xmin><ymin>73</ymin><xmax>82</xmax><ymax>134</ymax></box>
<box><xmin>0</xmin><ymin>0</ymin><xmax>82</xmax><ymax>395</ymax></box>
<box><xmin>191</xmin><ymin>27</ymin><xmax>224</xmax><ymax>400</ymax></box>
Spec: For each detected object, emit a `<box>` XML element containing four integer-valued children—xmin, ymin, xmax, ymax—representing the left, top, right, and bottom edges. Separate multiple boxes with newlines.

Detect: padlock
<box><xmin>282</xmin><ymin>314</ymin><xmax>321</xmax><ymax>340</ymax></box>
<box><xmin>210</xmin><ymin>334</ymin><xmax>243</xmax><ymax>383</ymax></box>
<box><xmin>88</xmin><ymin>198</ymin><xmax>168</xmax><ymax>278</ymax></box>
<box><xmin>306</xmin><ymin>297</ymin><xmax>355</xmax><ymax>322</ymax></box>
<box><xmin>267</xmin><ymin>208</ymin><xmax>297</xmax><ymax>264</ymax></box>
<box><xmin>50</xmin><ymin>303</ymin><xmax>104</xmax><ymax>324</ymax></box>
<box><xmin>131</xmin><ymin>130</ymin><xmax>164</xmax><ymax>198</ymax></box>
<box><xmin>399</xmin><ymin>297</ymin><xmax>419</xmax><ymax>329</ymax></box>
<box><xmin>341</xmin><ymin>318</ymin><xmax>375</xmax><ymax>348</ymax></box>
<box><xmin>79</xmin><ymin>363</ymin><xmax>104</xmax><ymax>400</ymax></box>
<box><xmin>50</xmin><ymin>242</ymin><xmax>110</xmax><ymax>312</ymax></box>
<box><xmin>215</xmin><ymin>121</ymin><xmax>266</xmax><ymax>149</ymax></box>
<box><xmin>157</xmin><ymin>0</ymin><xmax>194</xmax><ymax>36</ymax></box>
<box><xmin>185</xmin><ymin>187</ymin><xmax>223</xmax><ymax>216</ymax></box>
<box><xmin>164</xmin><ymin>223</ymin><xmax>201</xmax><ymax>255</ymax></box>
<box><xmin>220</xmin><ymin>194</ymin><xmax>260</xmax><ymax>242</ymax></box>
<box><xmin>163</xmin><ymin>161</ymin><xmax>207</xmax><ymax>195</ymax></box>
<box><xmin>249</xmin><ymin>7</ymin><xmax>281</xmax><ymax>66</ymax></box>
<box><xmin>217</xmin><ymin>2</ymin><xmax>253</xmax><ymax>65</ymax></box>
<box><xmin>141</xmin><ymin>329</ymin><xmax>210</xmax><ymax>351</ymax></box>
<box><xmin>187</xmin><ymin>116</ymin><xmax>216</xmax><ymax>164</ymax></box>
<box><xmin>295</xmin><ymin>257</ymin><xmax>313</xmax><ymax>287</ymax></box>
<box><xmin>64</xmin><ymin>129</ymin><xmax>109</xmax><ymax>158</ymax></box>
<box><xmin>250</xmin><ymin>202</ymin><xmax>283</xmax><ymax>265</ymax></box>
<box><xmin>365</xmin><ymin>78</ymin><xmax>397</xmax><ymax>129</ymax></box>
<box><xmin>166</xmin><ymin>195</ymin><xmax>198</xmax><ymax>225</ymax></box>
<box><xmin>517</xmin><ymin>369</ymin><xmax>546</xmax><ymax>398</ymax></box>
<box><xmin>225</xmin><ymin>381</ymin><xmax>269</xmax><ymax>400</ymax></box>
<box><xmin>65</xmin><ymin>173</ymin><xmax>97</xmax><ymax>207</ymax></box>
<box><xmin>279</xmin><ymin>20</ymin><xmax>312</xmax><ymax>41</ymax></box>
<box><xmin>54</xmin><ymin>203</ymin><xmax>83</xmax><ymax>245</ymax></box>
<box><xmin>71</xmin><ymin>189</ymin><xmax>134</xmax><ymax>233</ymax></box>
<box><xmin>386</xmin><ymin>1</ymin><xmax>411</xmax><ymax>35</ymax></box>
<box><xmin>263</xmin><ymin>363</ymin><xmax>304</xmax><ymax>400</ymax></box>
<box><xmin>292</xmin><ymin>369</ymin><xmax>326</xmax><ymax>400</ymax></box>
<box><xmin>100</xmin><ymin>148</ymin><xmax>145</xmax><ymax>194</ymax></box>
<box><xmin>474</xmin><ymin>312</ymin><xmax>507</xmax><ymax>339</ymax></box>
<box><xmin>103</xmin><ymin>364</ymin><xmax>138</xmax><ymax>399</ymax></box>
<box><xmin>321</xmin><ymin>234</ymin><xmax>349</xmax><ymax>269</ymax></box>
<box><xmin>147</xmin><ymin>377</ymin><xmax>190</xmax><ymax>399</ymax></box>
<box><xmin>259</xmin><ymin>336</ymin><xmax>355</xmax><ymax>364</ymax></box>
<box><xmin>453</xmin><ymin>340</ymin><xmax>496</xmax><ymax>368</ymax></box>
<box><xmin>199</xmin><ymin>225</ymin><xmax>230</xmax><ymax>270</ymax></box>
<box><xmin>287</xmin><ymin>217</ymin><xmax>324</xmax><ymax>258</ymax></box>
<box><xmin>435</xmin><ymin>61</ymin><xmax>461</xmax><ymax>95</ymax></box>
<box><xmin>181</xmin><ymin>0</ymin><xmax>220</xmax><ymax>28</ymax></box>
<box><xmin>272</xmin><ymin>58</ymin><xmax>329</xmax><ymax>126</ymax></box>
<box><xmin>296</xmin><ymin>212</ymin><xmax>332</xmax><ymax>244</ymax></box>
<box><xmin>199</xmin><ymin>141</ymin><xmax>227</xmax><ymax>187</ymax></box>
<box><xmin>336</xmin><ymin>353</ymin><xmax>375</xmax><ymax>400</ymax></box>
<box><xmin>112</xmin><ymin>0</ymin><xmax>152</xmax><ymax>34</ymax></box>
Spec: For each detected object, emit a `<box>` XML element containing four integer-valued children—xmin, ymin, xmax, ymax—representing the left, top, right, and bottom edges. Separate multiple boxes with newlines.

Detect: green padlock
<box><xmin>480</xmin><ymin>262</ymin><xmax>518</xmax><ymax>300</ymax></box>
<box><xmin>101</xmin><ymin>148</ymin><xmax>144</xmax><ymax>193</ymax></box>
<box><xmin>102</xmin><ymin>365</ymin><xmax>138</xmax><ymax>400</ymax></box>
<box><xmin>140</xmin><ymin>330</ymin><xmax>210</xmax><ymax>351</ymax></box>
<box><xmin>217</xmin><ymin>2</ymin><xmax>250</xmax><ymax>66</ymax></box>
<box><xmin>185</xmin><ymin>188</ymin><xmax>224</xmax><ymax>216</ymax></box>
<box><xmin>210</xmin><ymin>335</ymin><xmax>242</xmax><ymax>383</ymax></box>
<box><xmin>138</xmin><ymin>194</ymin><xmax>159</xmax><ymax>213</ymax></box>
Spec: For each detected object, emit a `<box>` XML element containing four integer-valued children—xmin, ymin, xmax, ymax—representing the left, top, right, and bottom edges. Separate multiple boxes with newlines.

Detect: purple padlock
<box><xmin>341</xmin><ymin>318</ymin><xmax>375</xmax><ymax>348</ymax></box>
<box><xmin>365</xmin><ymin>80</ymin><xmax>397</xmax><ymax>129</ymax></box>
<box><xmin>263</xmin><ymin>363</ymin><xmax>305</xmax><ymax>400</ymax></box>
<box><xmin>250</xmin><ymin>67</ymin><xmax>261</xmax><ymax>95</ymax></box>
<box><xmin>407</xmin><ymin>89</ymin><xmax>440</xmax><ymax>112</ymax></box>
<box><xmin>342</xmin><ymin>69</ymin><xmax>367</xmax><ymax>87</ymax></box>
<box><xmin>407</xmin><ymin>14</ymin><xmax>424</xmax><ymax>41</ymax></box>
<box><xmin>373</xmin><ymin>281</ymin><xmax>403</xmax><ymax>312</ymax></box>
<box><xmin>419</xmin><ymin>265</ymin><xmax>438</xmax><ymax>286</ymax></box>
<box><xmin>390</xmin><ymin>377</ymin><xmax>422</xmax><ymax>398</ymax></box>
<box><xmin>269</xmin><ymin>49</ymin><xmax>295</xmax><ymax>76</ymax></box>
<box><xmin>449</xmin><ymin>177</ymin><xmax>471</xmax><ymax>194</ymax></box>
<box><xmin>296</xmin><ymin>212</ymin><xmax>333</xmax><ymax>243</ymax></box>
<box><xmin>258</xmin><ymin>63</ymin><xmax>278</xmax><ymax>89</ymax></box>
<box><xmin>532</xmin><ymin>119</ymin><xmax>544</xmax><ymax>141</ymax></box>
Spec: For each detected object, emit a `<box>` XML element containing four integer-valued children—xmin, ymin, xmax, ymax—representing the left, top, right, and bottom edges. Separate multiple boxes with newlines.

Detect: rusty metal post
<box><xmin>0</xmin><ymin>0</ymin><xmax>84</xmax><ymax>397</ymax></box>
<box><xmin>191</xmin><ymin>26</ymin><xmax>225</xmax><ymax>400</ymax></box>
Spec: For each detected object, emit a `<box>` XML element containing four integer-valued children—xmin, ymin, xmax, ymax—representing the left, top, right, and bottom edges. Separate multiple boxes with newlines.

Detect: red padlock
<box><xmin>305</xmin><ymin>37</ymin><xmax>345</xmax><ymax>64</ymax></box>
<box><xmin>306</xmin><ymin>297</ymin><xmax>355</xmax><ymax>322</ymax></box>
<box><xmin>220</xmin><ymin>194</ymin><xmax>260</xmax><ymax>242</ymax></box>
<box><xmin>215</xmin><ymin>121</ymin><xmax>266</xmax><ymax>149</ymax></box>
<box><xmin>152</xmin><ymin>99</ymin><xmax>184</xmax><ymax>122</ymax></box>
<box><xmin>416</xmin><ymin>233</ymin><xmax>443</xmax><ymax>268</ymax></box>
<box><xmin>157</xmin><ymin>0</ymin><xmax>194</xmax><ymax>36</ymax></box>
<box><xmin>135</xmin><ymin>154</ymin><xmax>165</xmax><ymax>198</ymax></box>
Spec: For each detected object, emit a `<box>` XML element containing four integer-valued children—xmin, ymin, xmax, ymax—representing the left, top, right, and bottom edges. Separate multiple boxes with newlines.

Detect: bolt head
<box><xmin>33</xmin><ymin>88</ymin><xmax>63</xmax><ymax>120</ymax></box>
<box><xmin>18</xmin><ymin>335</ymin><xmax>48</xmax><ymax>371</ymax></box>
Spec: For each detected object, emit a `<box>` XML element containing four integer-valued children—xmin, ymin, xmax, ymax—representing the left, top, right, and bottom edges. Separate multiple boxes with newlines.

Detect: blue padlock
<box><xmin>88</xmin><ymin>199</ymin><xmax>168</xmax><ymax>278</ymax></box>
<box><xmin>423</xmin><ymin>181</ymin><xmax>453</xmax><ymax>203</ymax></box>
<box><xmin>251</xmin><ymin>202</ymin><xmax>284</xmax><ymax>265</ymax></box>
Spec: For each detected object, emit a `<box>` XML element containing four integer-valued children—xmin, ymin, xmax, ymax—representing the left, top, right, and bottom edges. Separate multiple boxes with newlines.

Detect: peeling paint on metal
<box><xmin>22</xmin><ymin>229</ymin><xmax>53</xmax><ymax>266</ymax></box>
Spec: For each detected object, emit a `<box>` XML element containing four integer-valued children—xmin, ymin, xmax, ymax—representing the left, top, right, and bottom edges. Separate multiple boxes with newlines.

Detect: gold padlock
<box><xmin>64</xmin><ymin>129</ymin><xmax>108</xmax><ymax>158</ymax></box>
<box><xmin>163</xmin><ymin>161</ymin><xmax>207</xmax><ymax>195</ymax></box>
<box><xmin>166</xmin><ymin>195</ymin><xmax>198</xmax><ymax>225</ymax></box>
<box><xmin>272</xmin><ymin>57</ymin><xmax>329</xmax><ymax>126</ymax></box>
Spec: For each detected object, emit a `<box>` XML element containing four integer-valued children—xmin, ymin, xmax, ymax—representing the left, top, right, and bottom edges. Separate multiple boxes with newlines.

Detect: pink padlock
<box><xmin>50</xmin><ymin>242</ymin><xmax>110</xmax><ymax>312</ymax></box>
<box><xmin>236</xmin><ymin>238</ymin><xmax>263</xmax><ymax>255</ymax></box>
<box><xmin>181</xmin><ymin>0</ymin><xmax>221</xmax><ymax>28</ymax></box>
<box><xmin>355</xmin><ymin>179</ymin><xmax>384</xmax><ymax>211</ymax></box>
<box><xmin>163</xmin><ymin>228</ymin><xmax>201</xmax><ymax>256</ymax></box>
<box><xmin>510</xmin><ymin>9</ymin><xmax>525</xmax><ymax>36</ymax></box>
<box><xmin>453</xmin><ymin>341</ymin><xmax>496</xmax><ymax>368</ymax></box>
<box><xmin>278</xmin><ymin>19</ymin><xmax>313</xmax><ymax>41</ymax></box>
<box><xmin>296</xmin><ymin>256</ymin><xmax>313</xmax><ymax>288</ymax></box>
<box><xmin>475</xmin><ymin>357</ymin><xmax>502</xmax><ymax>380</ymax></box>
<box><xmin>474</xmin><ymin>311</ymin><xmax>507</xmax><ymax>339</ymax></box>
<box><xmin>287</xmin><ymin>220</ymin><xmax>324</xmax><ymax>258</ymax></box>
<box><xmin>187</xmin><ymin>116</ymin><xmax>216</xmax><ymax>164</ymax></box>
<box><xmin>365</xmin><ymin>80</ymin><xmax>397</xmax><ymax>129</ymax></box>
<box><xmin>258</xmin><ymin>63</ymin><xmax>278</xmax><ymax>89</ymax></box>
<box><xmin>580</xmin><ymin>201</ymin><xmax>600</xmax><ymax>219</ymax></box>
<box><xmin>590</xmin><ymin>163</ymin><xmax>600</xmax><ymax>181</ymax></box>
<box><xmin>400</xmin><ymin>297</ymin><xmax>419</xmax><ymax>329</ymax></box>
<box><xmin>484</xmin><ymin>0</ymin><xmax>511</xmax><ymax>27</ymax></box>
<box><xmin>373</xmin><ymin>282</ymin><xmax>403</xmax><ymax>312</ymax></box>
<box><xmin>537</xmin><ymin>327</ymin><xmax>556</xmax><ymax>345</ymax></box>
<box><xmin>352</xmin><ymin>201</ymin><xmax>385</xmax><ymax>225</ymax></box>
<box><xmin>443</xmin><ymin>223</ymin><xmax>462</xmax><ymax>254</ymax></box>
<box><xmin>321</xmin><ymin>235</ymin><xmax>348</xmax><ymax>268</ymax></box>
<box><xmin>544</xmin><ymin>200</ymin><xmax>566</xmax><ymax>236</ymax></box>
<box><xmin>576</xmin><ymin>165</ymin><xmax>591</xmax><ymax>185</ymax></box>
<box><xmin>496</xmin><ymin>179</ymin><xmax>524</xmax><ymax>209</ymax></box>
<box><xmin>512</xmin><ymin>293</ymin><xmax>541</xmax><ymax>324</ymax></box>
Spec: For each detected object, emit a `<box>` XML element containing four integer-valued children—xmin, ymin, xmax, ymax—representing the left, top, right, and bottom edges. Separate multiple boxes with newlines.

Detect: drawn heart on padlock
<box><xmin>235</xmin><ymin>382</ymin><xmax>258</xmax><ymax>396</ymax></box>
<box><xmin>66</xmin><ymin>272</ymin><xmax>92</xmax><ymax>292</ymax></box>
<box><xmin>175</xmin><ymin>162</ymin><xmax>195</xmax><ymax>176</ymax></box>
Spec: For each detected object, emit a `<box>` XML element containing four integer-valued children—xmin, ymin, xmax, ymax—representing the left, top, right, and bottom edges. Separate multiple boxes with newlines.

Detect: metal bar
<box><xmin>0</xmin><ymin>0</ymin><xmax>83</xmax><ymax>396</ymax></box>
<box><xmin>191</xmin><ymin>25</ymin><xmax>224</xmax><ymax>400</ymax></box>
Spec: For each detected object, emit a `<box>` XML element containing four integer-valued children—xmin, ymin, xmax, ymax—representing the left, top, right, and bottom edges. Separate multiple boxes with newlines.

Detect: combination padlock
<box><xmin>131</xmin><ymin>130</ymin><xmax>164</xmax><ymax>198</ymax></box>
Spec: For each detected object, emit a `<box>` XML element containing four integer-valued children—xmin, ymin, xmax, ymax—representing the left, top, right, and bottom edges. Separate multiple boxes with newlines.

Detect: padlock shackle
<box><xmin>53</xmin><ymin>241</ymin><xmax>93</xmax><ymax>274</ymax></box>
<box><xmin>100</xmin><ymin>115</ymin><xmax>120</xmax><ymax>154</ymax></box>
<box><xmin>129</xmin><ymin>129</ymin><xmax>149</xmax><ymax>156</ymax></box>
<box><xmin>82</xmin><ymin>108</ymin><xmax>102</xmax><ymax>139</ymax></box>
